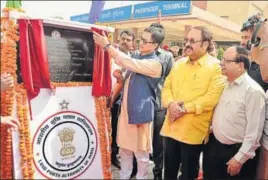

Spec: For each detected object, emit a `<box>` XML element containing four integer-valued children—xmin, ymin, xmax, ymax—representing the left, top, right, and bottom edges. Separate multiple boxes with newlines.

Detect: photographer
<box><xmin>251</xmin><ymin>19</ymin><xmax>268</xmax><ymax>180</ymax></box>
<box><xmin>252</xmin><ymin>20</ymin><xmax>268</xmax><ymax>82</ymax></box>
<box><xmin>241</xmin><ymin>15</ymin><xmax>268</xmax><ymax>91</ymax></box>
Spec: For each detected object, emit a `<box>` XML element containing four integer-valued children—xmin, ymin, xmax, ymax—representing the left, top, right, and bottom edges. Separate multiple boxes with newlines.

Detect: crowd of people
<box><xmin>93</xmin><ymin>13</ymin><xmax>268</xmax><ymax>180</ymax></box>
<box><xmin>1</xmin><ymin>13</ymin><xmax>267</xmax><ymax>180</ymax></box>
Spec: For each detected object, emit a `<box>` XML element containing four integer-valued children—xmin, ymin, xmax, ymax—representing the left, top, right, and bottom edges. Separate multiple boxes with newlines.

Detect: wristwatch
<box><xmin>260</xmin><ymin>43</ymin><xmax>268</xmax><ymax>51</ymax></box>
<box><xmin>103</xmin><ymin>43</ymin><xmax>112</xmax><ymax>51</ymax></box>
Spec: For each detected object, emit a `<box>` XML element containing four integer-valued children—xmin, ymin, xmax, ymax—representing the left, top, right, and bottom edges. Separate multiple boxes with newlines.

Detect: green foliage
<box><xmin>5</xmin><ymin>0</ymin><xmax>22</xmax><ymax>9</ymax></box>
<box><xmin>217</xmin><ymin>48</ymin><xmax>224</xmax><ymax>60</ymax></box>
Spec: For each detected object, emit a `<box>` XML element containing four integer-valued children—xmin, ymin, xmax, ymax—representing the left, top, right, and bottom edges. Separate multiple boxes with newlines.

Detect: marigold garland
<box><xmin>16</xmin><ymin>84</ymin><xmax>34</xmax><ymax>179</ymax></box>
<box><xmin>0</xmin><ymin>125</ymin><xmax>13</xmax><ymax>179</ymax></box>
<box><xmin>95</xmin><ymin>96</ymin><xmax>112</xmax><ymax>179</ymax></box>
<box><xmin>0</xmin><ymin>15</ymin><xmax>17</xmax><ymax>180</ymax></box>
<box><xmin>51</xmin><ymin>82</ymin><xmax>92</xmax><ymax>88</ymax></box>
<box><xmin>2</xmin><ymin>7</ymin><xmax>25</xmax><ymax>13</ymax></box>
<box><xmin>1</xmin><ymin>7</ymin><xmax>34</xmax><ymax>179</ymax></box>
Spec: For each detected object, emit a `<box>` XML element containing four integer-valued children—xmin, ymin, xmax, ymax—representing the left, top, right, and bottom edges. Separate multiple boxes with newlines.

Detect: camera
<box><xmin>241</xmin><ymin>14</ymin><xmax>266</xmax><ymax>50</ymax></box>
<box><xmin>251</xmin><ymin>18</ymin><xmax>267</xmax><ymax>47</ymax></box>
<box><xmin>241</xmin><ymin>15</ymin><xmax>260</xmax><ymax>32</ymax></box>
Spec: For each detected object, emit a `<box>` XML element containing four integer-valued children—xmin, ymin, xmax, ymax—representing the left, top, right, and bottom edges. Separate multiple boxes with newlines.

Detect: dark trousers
<box><xmin>152</xmin><ymin>109</ymin><xmax>166</xmax><ymax>178</ymax></box>
<box><xmin>111</xmin><ymin>96</ymin><xmax>120</xmax><ymax>160</ymax></box>
<box><xmin>164</xmin><ymin>137</ymin><xmax>202</xmax><ymax>180</ymax></box>
<box><xmin>203</xmin><ymin>134</ymin><xmax>259</xmax><ymax>180</ymax></box>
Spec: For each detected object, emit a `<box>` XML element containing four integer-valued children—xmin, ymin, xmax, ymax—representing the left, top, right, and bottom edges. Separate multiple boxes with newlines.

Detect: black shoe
<box><xmin>130</xmin><ymin>169</ymin><xmax>137</xmax><ymax>179</ymax></box>
<box><xmin>112</xmin><ymin>157</ymin><xmax>121</xmax><ymax>169</ymax></box>
<box><xmin>130</xmin><ymin>164</ymin><xmax>137</xmax><ymax>179</ymax></box>
<box><xmin>153</xmin><ymin>175</ymin><xmax>162</xmax><ymax>180</ymax></box>
<box><xmin>149</xmin><ymin>153</ymin><xmax>153</xmax><ymax>161</ymax></box>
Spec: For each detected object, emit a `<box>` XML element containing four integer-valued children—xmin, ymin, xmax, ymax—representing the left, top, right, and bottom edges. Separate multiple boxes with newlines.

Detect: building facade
<box><xmin>71</xmin><ymin>1</ymin><xmax>267</xmax><ymax>49</ymax></box>
<box><xmin>194</xmin><ymin>1</ymin><xmax>268</xmax><ymax>25</ymax></box>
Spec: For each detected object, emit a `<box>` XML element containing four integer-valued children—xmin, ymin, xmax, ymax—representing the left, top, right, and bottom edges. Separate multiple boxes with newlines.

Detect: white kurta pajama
<box><xmin>113</xmin><ymin>52</ymin><xmax>162</xmax><ymax>179</ymax></box>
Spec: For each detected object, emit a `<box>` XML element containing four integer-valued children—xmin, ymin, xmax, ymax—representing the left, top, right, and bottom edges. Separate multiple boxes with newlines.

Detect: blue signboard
<box><xmin>70</xmin><ymin>13</ymin><xmax>89</xmax><ymax>23</ymax></box>
<box><xmin>70</xmin><ymin>5</ymin><xmax>132</xmax><ymax>23</ymax></box>
<box><xmin>98</xmin><ymin>5</ymin><xmax>132</xmax><ymax>22</ymax></box>
<box><xmin>133</xmin><ymin>1</ymin><xmax>191</xmax><ymax>19</ymax></box>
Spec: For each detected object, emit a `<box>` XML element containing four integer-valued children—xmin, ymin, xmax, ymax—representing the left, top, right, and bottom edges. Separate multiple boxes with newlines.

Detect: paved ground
<box><xmin>112</xmin><ymin>160</ymin><xmax>154</xmax><ymax>179</ymax></box>
<box><xmin>111</xmin><ymin>154</ymin><xmax>203</xmax><ymax>179</ymax></box>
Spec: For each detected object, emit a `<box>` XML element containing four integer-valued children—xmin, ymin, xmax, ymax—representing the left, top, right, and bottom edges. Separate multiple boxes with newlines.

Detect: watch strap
<box><xmin>103</xmin><ymin>43</ymin><xmax>112</xmax><ymax>51</ymax></box>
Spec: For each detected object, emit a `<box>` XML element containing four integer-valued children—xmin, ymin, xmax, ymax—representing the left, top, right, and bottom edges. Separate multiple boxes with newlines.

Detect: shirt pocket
<box><xmin>224</xmin><ymin>97</ymin><xmax>245</xmax><ymax>125</ymax></box>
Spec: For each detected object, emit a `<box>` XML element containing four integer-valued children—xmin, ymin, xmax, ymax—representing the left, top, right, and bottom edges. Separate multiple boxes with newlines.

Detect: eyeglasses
<box><xmin>221</xmin><ymin>58</ymin><xmax>238</xmax><ymax>64</ymax></box>
<box><xmin>140</xmin><ymin>37</ymin><xmax>155</xmax><ymax>44</ymax></box>
<box><xmin>184</xmin><ymin>38</ymin><xmax>203</xmax><ymax>45</ymax></box>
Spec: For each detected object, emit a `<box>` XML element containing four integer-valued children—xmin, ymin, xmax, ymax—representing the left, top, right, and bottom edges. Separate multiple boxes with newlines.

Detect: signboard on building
<box><xmin>98</xmin><ymin>5</ymin><xmax>132</xmax><ymax>22</ymax></box>
<box><xmin>70</xmin><ymin>13</ymin><xmax>89</xmax><ymax>23</ymax></box>
<box><xmin>133</xmin><ymin>1</ymin><xmax>191</xmax><ymax>19</ymax></box>
<box><xmin>70</xmin><ymin>5</ymin><xmax>132</xmax><ymax>23</ymax></box>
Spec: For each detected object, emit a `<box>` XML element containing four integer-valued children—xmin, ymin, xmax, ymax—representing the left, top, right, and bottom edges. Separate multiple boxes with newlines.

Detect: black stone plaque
<box><xmin>44</xmin><ymin>26</ymin><xmax>94</xmax><ymax>82</ymax></box>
